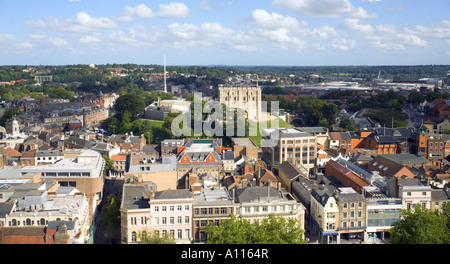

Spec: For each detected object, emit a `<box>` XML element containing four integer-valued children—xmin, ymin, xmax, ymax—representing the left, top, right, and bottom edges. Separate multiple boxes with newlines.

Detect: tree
<box><xmin>339</xmin><ymin>115</ymin><xmax>358</xmax><ymax>131</ymax></box>
<box><xmin>138</xmin><ymin>230</ymin><xmax>175</xmax><ymax>244</ymax></box>
<box><xmin>121</xmin><ymin>110</ymin><xmax>132</xmax><ymax>131</ymax></box>
<box><xmin>132</xmin><ymin>120</ymin><xmax>153</xmax><ymax>144</ymax></box>
<box><xmin>100</xmin><ymin>195</ymin><xmax>121</xmax><ymax>243</ymax></box>
<box><xmin>390</xmin><ymin>206</ymin><xmax>450</xmax><ymax>244</ymax></box>
<box><xmin>102</xmin><ymin>155</ymin><xmax>115</xmax><ymax>172</ymax></box>
<box><xmin>114</xmin><ymin>93</ymin><xmax>146</xmax><ymax>117</ymax></box>
<box><xmin>205</xmin><ymin>214</ymin><xmax>306</xmax><ymax>244</ymax></box>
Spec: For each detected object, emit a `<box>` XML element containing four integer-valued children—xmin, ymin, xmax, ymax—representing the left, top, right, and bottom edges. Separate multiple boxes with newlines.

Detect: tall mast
<box><xmin>164</xmin><ymin>53</ymin><xmax>167</xmax><ymax>93</ymax></box>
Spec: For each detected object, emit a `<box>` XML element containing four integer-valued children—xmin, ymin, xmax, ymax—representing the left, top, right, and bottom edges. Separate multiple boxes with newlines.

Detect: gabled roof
<box><xmin>279</xmin><ymin>161</ymin><xmax>306</xmax><ymax>181</ymax></box>
<box><xmin>0</xmin><ymin>147</ymin><xmax>22</xmax><ymax>157</ymax></box>
<box><xmin>368</xmin><ymin>155</ymin><xmax>412</xmax><ymax>177</ymax></box>
<box><xmin>260</xmin><ymin>169</ymin><xmax>277</xmax><ymax>184</ymax></box>
<box><xmin>311</xmin><ymin>186</ymin><xmax>334</xmax><ymax>207</ymax></box>
<box><xmin>234</xmin><ymin>186</ymin><xmax>281</xmax><ymax>203</ymax></box>
<box><xmin>153</xmin><ymin>189</ymin><xmax>192</xmax><ymax>200</ymax></box>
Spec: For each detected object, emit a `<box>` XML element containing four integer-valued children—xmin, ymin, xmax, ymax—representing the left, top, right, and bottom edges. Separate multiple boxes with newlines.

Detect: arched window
<box><xmin>26</xmin><ymin>218</ymin><xmax>32</xmax><ymax>226</ymax></box>
<box><xmin>40</xmin><ymin>218</ymin><xmax>46</xmax><ymax>225</ymax></box>
<box><xmin>11</xmin><ymin>219</ymin><xmax>17</xmax><ymax>226</ymax></box>
<box><xmin>131</xmin><ymin>231</ymin><xmax>137</xmax><ymax>242</ymax></box>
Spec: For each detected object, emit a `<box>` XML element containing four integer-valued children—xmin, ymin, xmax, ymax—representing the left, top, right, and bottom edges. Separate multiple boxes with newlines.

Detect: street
<box><xmin>93</xmin><ymin>177</ymin><xmax>124</xmax><ymax>244</ymax></box>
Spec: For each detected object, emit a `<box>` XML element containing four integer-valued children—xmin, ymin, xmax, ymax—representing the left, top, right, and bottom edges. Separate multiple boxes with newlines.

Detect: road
<box><xmin>93</xmin><ymin>177</ymin><xmax>124</xmax><ymax>244</ymax></box>
<box><xmin>402</xmin><ymin>105</ymin><xmax>424</xmax><ymax>129</ymax></box>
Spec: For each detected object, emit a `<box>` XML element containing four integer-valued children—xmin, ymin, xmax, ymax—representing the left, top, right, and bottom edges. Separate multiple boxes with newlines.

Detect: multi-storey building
<box><xmin>398</xmin><ymin>177</ymin><xmax>432</xmax><ymax>210</ymax></box>
<box><xmin>310</xmin><ymin>185</ymin><xmax>339</xmax><ymax>244</ymax></box>
<box><xmin>365</xmin><ymin>196</ymin><xmax>402</xmax><ymax>242</ymax></box>
<box><xmin>233</xmin><ymin>186</ymin><xmax>305</xmax><ymax>230</ymax></box>
<box><xmin>149</xmin><ymin>189</ymin><xmax>193</xmax><ymax>244</ymax></box>
<box><xmin>262</xmin><ymin>128</ymin><xmax>317</xmax><ymax>173</ymax></box>
<box><xmin>335</xmin><ymin>187</ymin><xmax>367</xmax><ymax>243</ymax></box>
<box><xmin>19</xmin><ymin>149</ymin><xmax>105</xmax><ymax>209</ymax></box>
<box><xmin>120</xmin><ymin>186</ymin><xmax>193</xmax><ymax>244</ymax></box>
<box><xmin>192</xmin><ymin>187</ymin><xmax>234</xmax><ymax>243</ymax></box>
<box><xmin>0</xmin><ymin>180</ymin><xmax>91</xmax><ymax>244</ymax></box>
<box><xmin>107</xmin><ymin>132</ymin><xmax>147</xmax><ymax>153</ymax></box>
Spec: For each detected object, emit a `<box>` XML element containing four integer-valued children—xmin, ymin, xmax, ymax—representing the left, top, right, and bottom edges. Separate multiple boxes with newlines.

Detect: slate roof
<box><xmin>0</xmin><ymin>202</ymin><xmax>14</xmax><ymax>217</ymax></box>
<box><xmin>153</xmin><ymin>189</ymin><xmax>192</xmax><ymax>200</ymax></box>
<box><xmin>108</xmin><ymin>134</ymin><xmax>143</xmax><ymax>144</ymax></box>
<box><xmin>279</xmin><ymin>161</ymin><xmax>306</xmax><ymax>181</ymax></box>
<box><xmin>368</xmin><ymin>155</ymin><xmax>412</xmax><ymax>177</ymax></box>
<box><xmin>47</xmin><ymin>221</ymin><xmax>76</xmax><ymax>230</ymax></box>
<box><xmin>234</xmin><ymin>186</ymin><xmax>282</xmax><ymax>203</ymax></box>
<box><xmin>311</xmin><ymin>186</ymin><xmax>334</xmax><ymax>207</ymax></box>
<box><xmin>121</xmin><ymin>184</ymin><xmax>151</xmax><ymax>210</ymax></box>
<box><xmin>378</xmin><ymin>153</ymin><xmax>428</xmax><ymax>165</ymax></box>
<box><xmin>222</xmin><ymin>150</ymin><xmax>235</xmax><ymax>161</ymax></box>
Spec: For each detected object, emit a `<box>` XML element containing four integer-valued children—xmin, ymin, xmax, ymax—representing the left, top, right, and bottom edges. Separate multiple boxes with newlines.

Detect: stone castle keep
<box><xmin>218</xmin><ymin>84</ymin><xmax>262</xmax><ymax>122</ymax></box>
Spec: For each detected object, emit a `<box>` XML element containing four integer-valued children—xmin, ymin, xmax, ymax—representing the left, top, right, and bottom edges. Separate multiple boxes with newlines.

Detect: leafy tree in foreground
<box><xmin>205</xmin><ymin>214</ymin><xmax>306</xmax><ymax>244</ymax></box>
<box><xmin>100</xmin><ymin>195</ymin><xmax>121</xmax><ymax>243</ymax></box>
<box><xmin>390</xmin><ymin>206</ymin><xmax>450</xmax><ymax>244</ymax></box>
<box><xmin>138</xmin><ymin>230</ymin><xmax>175</xmax><ymax>244</ymax></box>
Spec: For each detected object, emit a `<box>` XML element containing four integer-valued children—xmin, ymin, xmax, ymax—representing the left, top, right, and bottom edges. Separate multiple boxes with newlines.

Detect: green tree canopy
<box><xmin>205</xmin><ymin>214</ymin><xmax>306</xmax><ymax>244</ymax></box>
<box><xmin>390</xmin><ymin>206</ymin><xmax>450</xmax><ymax>244</ymax></box>
<box><xmin>138</xmin><ymin>230</ymin><xmax>175</xmax><ymax>244</ymax></box>
<box><xmin>100</xmin><ymin>194</ymin><xmax>121</xmax><ymax>242</ymax></box>
<box><xmin>113</xmin><ymin>93</ymin><xmax>146</xmax><ymax>117</ymax></box>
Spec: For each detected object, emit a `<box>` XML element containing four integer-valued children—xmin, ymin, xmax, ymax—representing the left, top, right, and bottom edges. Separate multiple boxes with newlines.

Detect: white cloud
<box><xmin>49</xmin><ymin>37</ymin><xmax>68</xmax><ymax>47</ymax></box>
<box><xmin>332</xmin><ymin>38</ymin><xmax>356</xmax><ymax>50</ymax></box>
<box><xmin>271</xmin><ymin>0</ymin><xmax>353</xmax><ymax>18</ymax></box>
<box><xmin>157</xmin><ymin>2</ymin><xmax>190</xmax><ymax>18</ymax></box>
<box><xmin>338</xmin><ymin>18</ymin><xmax>429</xmax><ymax>50</ymax></box>
<box><xmin>117</xmin><ymin>4</ymin><xmax>155</xmax><ymax>21</ymax></box>
<box><xmin>26</xmin><ymin>12</ymin><xmax>117</xmax><ymax>33</ymax></box>
<box><xmin>117</xmin><ymin>2</ymin><xmax>190</xmax><ymax>21</ymax></box>
<box><xmin>350</xmin><ymin>7</ymin><xmax>378</xmax><ymax>19</ymax></box>
<box><xmin>250</xmin><ymin>9</ymin><xmax>307</xmax><ymax>30</ymax></box>
<box><xmin>271</xmin><ymin>0</ymin><xmax>377</xmax><ymax>19</ymax></box>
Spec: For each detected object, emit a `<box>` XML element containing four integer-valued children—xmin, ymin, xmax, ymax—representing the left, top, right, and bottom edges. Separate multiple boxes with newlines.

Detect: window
<box><xmin>162</xmin><ymin>217</ymin><xmax>167</xmax><ymax>225</ymax></box>
<box><xmin>177</xmin><ymin>216</ymin><xmax>182</xmax><ymax>224</ymax></box>
<box><xmin>154</xmin><ymin>206</ymin><xmax>159</xmax><ymax>212</ymax></box>
<box><xmin>185</xmin><ymin>205</ymin><xmax>190</xmax><ymax>211</ymax></box>
<box><xmin>177</xmin><ymin>205</ymin><xmax>182</xmax><ymax>212</ymax></box>
<box><xmin>154</xmin><ymin>217</ymin><xmax>159</xmax><ymax>225</ymax></box>
<box><xmin>178</xmin><ymin>229</ymin><xmax>182</xmax><ymax>239</ymax></box>
<box><xmin>185</xmin><ymin>216</ymin><xmax>190</xmax><ymax>224</ymax></box>
<box><xmin>422</xmin><ymin>192</ymin><xmax>427</xmax><ymax>196</ymax></box>
<box><xmin>221</xmin><ymin>207</ymin><xmax>227</xmax><ymax>214</ymax></box>
<box><xmin>162</xmin><ymin>206</ymin><xmax>167</xmax><ymax>212</ymax></box>
<box><xmin>170</xmin><ymin>217</ymin><xmax>174</xmax><ymax>225</ymax></box>
<box><xmin>170</xmin><ymin>206</ymin><xmax>174</xmax><ymax>212</ymax></box>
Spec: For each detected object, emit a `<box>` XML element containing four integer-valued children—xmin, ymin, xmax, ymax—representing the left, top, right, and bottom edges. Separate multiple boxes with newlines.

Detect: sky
<box><xmin>0</xmin><ymin>0</ymin><xmax>449</xmax><ymax>66</ymax></box>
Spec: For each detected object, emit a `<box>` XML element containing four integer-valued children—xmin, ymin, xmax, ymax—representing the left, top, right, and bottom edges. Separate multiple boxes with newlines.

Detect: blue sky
<box><xmin>0</xmin><ymin>0</ymin><xmax>449</xmax><ymax>66</ymax></box>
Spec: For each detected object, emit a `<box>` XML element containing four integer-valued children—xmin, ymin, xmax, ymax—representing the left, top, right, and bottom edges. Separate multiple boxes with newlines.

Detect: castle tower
<box><xmin>219</xmin><ymin>84</ymin><xmax>261</xmax><ymax>122</ymax></box>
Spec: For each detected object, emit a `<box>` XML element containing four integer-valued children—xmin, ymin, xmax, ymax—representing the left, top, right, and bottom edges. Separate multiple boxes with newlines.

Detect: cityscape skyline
<box><xmin>0</xmin><ymin>0</ymin><xmax>449</xmax><ymax>66</ymax></box>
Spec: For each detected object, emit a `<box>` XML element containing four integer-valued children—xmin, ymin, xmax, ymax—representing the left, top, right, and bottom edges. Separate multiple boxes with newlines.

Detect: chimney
<box><xmin>125</xmin><ymin>133</ymin><xmax>129</xmax><ymax>140</ymax></box>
